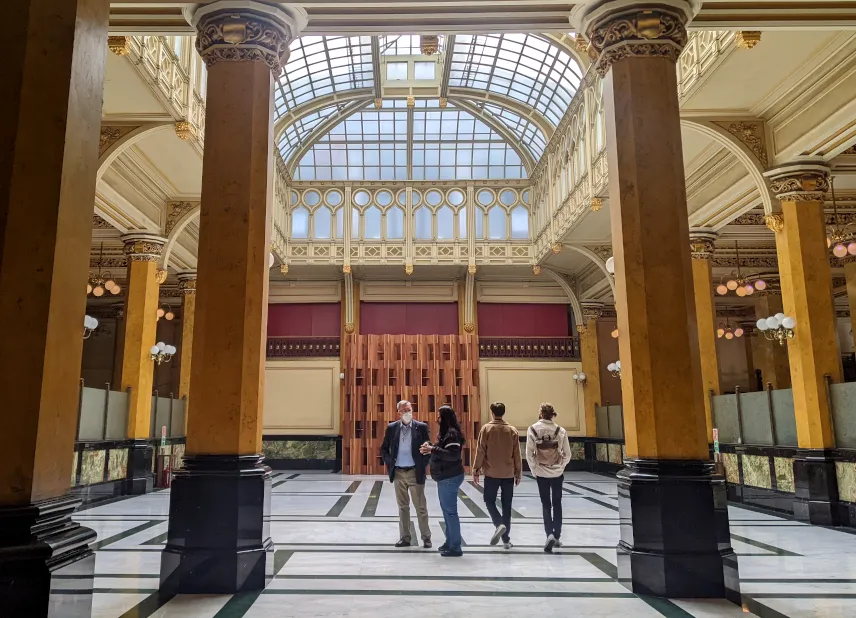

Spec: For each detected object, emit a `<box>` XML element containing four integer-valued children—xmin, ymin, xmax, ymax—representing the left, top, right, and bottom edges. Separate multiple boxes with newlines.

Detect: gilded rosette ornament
<box><xmin>584</xmin><ymin>6</ymin><xmax>690</xmax><ymax>77</ymax></box>
<box><xmin>189</xmin><ymin>2</ymin><xmax>306</xmax><ymax>77</ymax></box>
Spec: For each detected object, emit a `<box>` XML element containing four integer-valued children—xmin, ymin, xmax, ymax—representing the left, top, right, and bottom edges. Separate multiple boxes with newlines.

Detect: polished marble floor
<box><xmin>66</xmin><ymin>471</ymin><xmax>856</xmax><ymax>617</ymax></box>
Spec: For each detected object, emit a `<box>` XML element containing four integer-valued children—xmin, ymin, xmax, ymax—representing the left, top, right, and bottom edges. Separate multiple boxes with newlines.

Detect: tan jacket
<box><xmin>526</xmin><ymin>419</ymin><xmax>572</xmax><ymax>478</ymax></box>
<box><xmin>473</xmin><ymin>419</ymin><xmax>522</xmax><ymax>480</ymax></box>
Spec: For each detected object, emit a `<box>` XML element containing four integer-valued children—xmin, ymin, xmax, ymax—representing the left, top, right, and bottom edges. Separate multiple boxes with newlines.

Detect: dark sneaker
<box><xmin>544</xmin><ymin>534</ymin><xmax>557</xmax><ymax>553</ymax></box>
<box><xmin>423</xmin><ymin>539</ymin><xmax>432</xmax><ymax>549</ymax></box>
<box><xmin>395</xmin><ymin>538</ymin><xmax>411</xmax><ymax>548</ymax></box>
<box><xmin>490</xmin><ymin>524</ymin><xmax>507</xmax><ymax>546</ymax></box>
<box><xmin>440</xmin><ymin>549</ymin><xmax>463</xmax><ymax>557</ymax></box>
<box><xmin>438</xmin><ymin>543</ymin><xmax>448</xmax><ymax>552</ymax></box>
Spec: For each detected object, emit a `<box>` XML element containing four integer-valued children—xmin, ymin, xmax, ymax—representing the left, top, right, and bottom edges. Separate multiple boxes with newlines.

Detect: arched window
<box><xmin>313</xmin><ymin>207</ymin><xmax>331</xmax><ymax>239</ymax></box>
<box><xmin>351</xmin><ymin>207</ymin><xmax>360</xmax><ymax>239</ymax></box>
<box><xmin>292</xmin><ymin>206</ymin><xmax>309</xmax><ymax>239</ymax></box>
<box><xmin>488</xmin><ymin>206</ymin><xmax>506</xmax><ymax>239</ymax></box>
<box><xmin>437</xmin><ymin>206</ymin><xmax>454</xmax><ymax>240</ymax></box>
<box><xmin>510</xmin><ymin>206</ymin><xmax>529</xmax><ymax>239</ymax></box>
<box><xmin>364</xmin><ymin>206</ymin><xmax>382</xmax><ymax>239</ymax></box>
<box><xmin>414</xmin><ymin>207</ymin><xmax>432</xmax><ymax>239</ymax></box>
<box><xmin>386</xmin><ymin>206</ymin><xmax>404</xmax><ymax>239</ymax></box>
<box><xmin>459</xmin><ymin>206</ymin><xmax>467</xmax><ymax>239</ymax></box>
<box><xmin>475</xmin><ymin>207</ymin><xmax>484</xmax><ymax>239</ymax></box>
<box><xmin>335</xmin><ymin>208</ymin><xmax>344</xmax><ymax>239</ymax></box>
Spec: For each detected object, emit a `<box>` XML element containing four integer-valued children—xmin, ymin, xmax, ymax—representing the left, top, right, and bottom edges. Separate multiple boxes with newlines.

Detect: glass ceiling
<box><xmin>274</xmin><ymin>33</ymin><xmax>582</xmax><ymax>180</ymax></box>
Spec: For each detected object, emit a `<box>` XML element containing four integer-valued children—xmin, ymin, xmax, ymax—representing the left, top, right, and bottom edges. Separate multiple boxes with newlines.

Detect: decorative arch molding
<box><xmin>543</xmin><ymin>267</ymin><xmax>583</xmax><ymax>326</ymax></box>
<box><xmin>562</xmin><ymin>244</ymin><xmax>616</xmax><ymax>298</ymax></box>
<box><xmin>680</xmin><ymin>118</ymin><xmax>774</xmax><ymax>215</ymax></box>
<box><xmin>97</xmin><ymin>122</ymin><xmax>173</xmax><ymax>181</ymax></box>
<box><xmin>160</xmin><ymin>202</ymin><xmax>200</xmax><ymax>270</ymax></box>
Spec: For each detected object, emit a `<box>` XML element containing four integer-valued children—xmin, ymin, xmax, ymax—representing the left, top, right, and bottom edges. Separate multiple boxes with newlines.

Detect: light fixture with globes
<box><xmin>150</xmin><ymin>341</ymin><xmax>177</xmax><ymax>364</ymax></box>
<box><xmin>87</xmin><ymin>242</ymin><xmax>122</xmax><ymax>297</ymax></box>
<box><xmin>156</xmin><ymin>303</ymin><xmax>175</xmax><ymax>321</ymax></box>
<box><xmin>605</xmin><ymin>256</ymin><xmax>615</xmax><ymax>275</ymax></box>
<box><xmin>83</xmin><ymin>315</ymin><xmax>99</xmax><ymax>339</ymax></box>
<box><xmin>607</xmin><ymin>360</ymin><xmax>621</xmax><ymax>378</ymax></box>
<box><xmin>572</xmin><ymin>371</ymin><xmax>587</xmax><ymax>387</ymax></box>
<box><xmin>716</xmin><ymin>319</ymin><xmax>744</xmax><ymax>341</ymax></box>
<box><xmin>826</xmin><ymin>178</ymin><xmax>856</xmax><ymax>258</ymax></box>
<box><xmin>756</xmin><ymin>313</ymin><xmax>796</xmax><ymax>346</ymax></box>
<box><xmin>715</xmin><ymin>241</ymin><xmax>766</xmax><ymax>297</ymax></box>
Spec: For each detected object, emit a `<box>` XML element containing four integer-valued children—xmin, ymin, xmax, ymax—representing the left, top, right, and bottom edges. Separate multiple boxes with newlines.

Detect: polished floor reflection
<box><xmin>66</xmin><ymin>471</ymin><xmax>856</xmax><ymax>617</ymax></box>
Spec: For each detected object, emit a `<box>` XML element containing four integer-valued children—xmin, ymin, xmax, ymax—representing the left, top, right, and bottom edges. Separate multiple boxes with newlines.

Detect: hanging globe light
<box><xmin>716</xmin><ymin>284</ymin><xmax>728</xmax><ymax>296</ymax></box>
<box><xmin>726</xmin><ymin>279</ymin><xmax>738</xmax><ymax>291</ymax></box>
<box><xmin>834</xmin><ymin>244</ymin><xmax>848</xmax><ymax>258</ymax></box>
<box><xmin>93</xmin><ymin>286</ymin><xmax>104</xmax><ymax>297</ymax></box>
<box><xmin>755</xmin><ymin>279</ymin><xmax>767</xmax><ymax>291</ymax></box>
<box><xmin>735</xmin><ymin>327</ymin><xmax>744</xmax><ymax>338</ymax></box>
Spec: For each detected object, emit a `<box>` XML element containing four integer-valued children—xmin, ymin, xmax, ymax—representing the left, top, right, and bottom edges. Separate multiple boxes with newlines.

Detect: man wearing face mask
<box><xmin>380</xmin><ymin>400</ymin><xmax>432</xmax><ymax>548</ymax></box>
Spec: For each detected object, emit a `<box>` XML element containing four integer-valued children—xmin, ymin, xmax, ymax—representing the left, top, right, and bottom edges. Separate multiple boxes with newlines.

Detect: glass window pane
<box><xmin>414</xmin><ymin>62</ymin><xmax>435</xmax><ymax>80</ymax></box>
<box><xmin>488</xmin><ymin>206</ymin><xmax>506</xmax><ymax>239</ymax></box>
<box><xmin>387</xmin><ymin>62</ymin><xmax>408</xmax><ymax>80</ymax></box>
<box><xmin>335</xmin><ymin>208</ymin><xmax>344</xmax><ymax>238</ymax></box>
<box><xmin>291</xmin><ymin>207</ymin><xmax>309</xmax><ymax>239</ymax></box>
<box><xmin>475</xmin><ymin>208</ymin><xmax>484</xmax><ymax>239</ymax></box>
<box><xmin>459</xmin><ymin>206</ymin><xmax>467</xmax><ymax>239</ymax></box>
<box><xmin>352</xmin><ymin>207</ymin><xmax>360</xmax><ymax>238</ymax></box>
<box><xmin>415</xmin><ymin>207</ymin><xmax>432</xmax><ymax>239</ymax></box>
<box><xmin>510</xmin><ymin>206</ymin><xmax>529</xmax><ymax>239</ymax></box>
<box><xmin>313</xmin><ymin>207</ymin><xmax>331</xmax><ymax>239</ymax></box>
<box><xmin>386</xmin><ymin>207</ymin><xmax>404</xmax><ymax>239</ymax></box>
<box><xmin>364</xmin><ymin>206</ymin><xmax>381</xmax><ymax>239</ymax></box>
<box><xmin>437</xmin><ymin>207</ymin><xmax>454</xmax><ymax>240</ymax></box>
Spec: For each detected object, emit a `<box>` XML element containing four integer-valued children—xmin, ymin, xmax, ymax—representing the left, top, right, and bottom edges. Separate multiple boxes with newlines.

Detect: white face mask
<box><xmin>401</xmin><ymin>412</ymin><xmax>413</xmax><ymax>424</ymax></box>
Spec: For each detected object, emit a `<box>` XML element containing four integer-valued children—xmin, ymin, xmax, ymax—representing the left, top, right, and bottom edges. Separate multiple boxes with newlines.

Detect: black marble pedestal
<box><xmin>126</xmin><ymin>440</ymin><xmax>154</xmax><ymax>495</ymax></box>
<box><xmin>160</xmin><ymin>454</ymin><xmax>273</xmax><ymax>594</ymax></box>
<box><xmin>0</xmin><ymin>494</ymin><xmax>96</xmax><ymax>617</ymax></box>
<box><xmin>793</xmin><ymin>449</ymin><xmax>841</xmax><ymax>526</ymax></box>
<box><xmin>616</xmin><ymin>459</ymin><xmax>740</xmax><ymax>603</ymax></box>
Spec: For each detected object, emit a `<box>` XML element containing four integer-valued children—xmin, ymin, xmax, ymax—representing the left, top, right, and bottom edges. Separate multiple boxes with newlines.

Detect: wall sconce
<box><xmin>83</xmin><ymin>315</ymin><xmax>99</xmax><ymax>339</ymax></box>
<box><xmin>756</xmin><ymin>313</ymin><xmax>795</xmax><ymax>346</ymax></box>
<box><xmin>607</xmin><ymin>360</ymin><xmax>621</xmax><ymax>378</ymax></box>
<box><xmin>150</xmin><ymin>341</ymin><xmax>177</xmax><ymax>364</ymax></box>
<box><xmin>572</xmin><ymin>372</ymin><xmax>587</xmax><ymax>387</ymax></box>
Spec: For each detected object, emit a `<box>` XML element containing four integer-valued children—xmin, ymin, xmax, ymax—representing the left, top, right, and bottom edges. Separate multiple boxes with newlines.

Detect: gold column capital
<box><xmin>188</xmin><ymin>1</ymin><xmax>306</xmax><ymax>77</ymax></box>
<box><xmin>736</xmin><ymin>31</ymin><xmax>762</xmax><ymax>49</ymax></box>
<box><xmin>576</xmin><ymin>324</ymin><xmax>588</xmax><ymax>335</ymax></box>
<box><xmin>689</xmin><ymin>229</ymin><xmax>717</xmax><ymax>260</ymax></box>
<box><xmin>108</xmin><ymin>36</ymin><xmax>132</xmax><ymax>56</ymax></box>
<box><xmin>582</xmin><ymin>301</ymin><xmax>604</xmax><ymax>322</ymax></box>
<box><xmin>178</xmin><ymin>271</ymin><xmax>198</xmax><ymax>294</ymax></box>
<box><xmin>764</xmin><ymin>213</ymin><xmax>784</xmax><ymax>233</ymax></box>
<box><xmin>121</xmin><ymin>234</ymin><xmax>166</xmax><ymax>263</ymax></box>
<box><xmin>765</xmin><ymin>162</ymin><xmax>830</xmax><ymax>202</ymax></box>
<box><xmin>577</xmin><ymin>2</ymin><xmax>694</xmax><ymax>77</ymax></box>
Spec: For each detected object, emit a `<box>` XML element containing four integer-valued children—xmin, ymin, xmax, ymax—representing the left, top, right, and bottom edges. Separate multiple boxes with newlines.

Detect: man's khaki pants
<box><xmin>394</xmin><ymin>468</ymin><xmax>431</xmax><ymax>542</ymax></box>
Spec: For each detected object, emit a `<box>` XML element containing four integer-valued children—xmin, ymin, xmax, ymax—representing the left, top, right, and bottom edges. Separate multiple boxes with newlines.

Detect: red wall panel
<box><xmin>477</xmin><ymin>303</ymin><xmax>569</xmax><ymax>337</ymax></box>
<box><xmin>267</xmin><ymin>303</ymin><xmax>341</xmax><ymax>337</ymax></box>
<box><xmin>360</xmin><ymin>302</ymin><xmax>459</xmax><ymax>335</ymax></box>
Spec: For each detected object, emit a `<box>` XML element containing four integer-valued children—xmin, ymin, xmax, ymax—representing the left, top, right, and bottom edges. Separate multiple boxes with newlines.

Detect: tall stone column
<box><xmin>766</xmin><ymin>163</ymin><xmax>843</xmax><ymax>525</ymax></box>
<box><xmin>754</xmin><ymin>283</ymin><xmax>791</xmax><ymax>389</ymax></box>
<box><xmin>160</xmin><ymin>1</ymin><xmax>304</xmax><ymax>595</ymax></box>
<box><xmin>843</xmin><ymin>257</ymin><xmax>856</xmax><ymax>348</ymax></box>
<box><xmin>690</xmin><ymin>230</ymin><xmax>721</xmax><ymax>442</ymax></box>
<box><xmin>578</xmin><ymin>302</ymin><xmax>603</xmax><ymax>437</ymax></box>
<box><xmin>0</xmin><ymin>0</ymin><xmax>109</xmax><ymax>614</ymax></box>
<box><xmin>577</xmin><ymin>0</ymin><xmax>738</xmax><ymax>600</ymax></box>
<box><xmin>120</xmin><ymin>234</ymin><xmax>165</xmax><ymax>495</ymax></box>
<box><xmin>177</xmin><ymin>271</ymin><xmax>197</xmax><ymax>418</ymax></box>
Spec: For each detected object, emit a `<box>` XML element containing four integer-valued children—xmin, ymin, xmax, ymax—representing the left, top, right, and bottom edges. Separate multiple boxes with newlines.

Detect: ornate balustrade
<box><xmin>478</xmin><ymin>337</ymin><xmax>580</xmax><ymax>360</ymax></box>
<box><xmin>266</xmin><ymin>337</ymin><xmax>341</xmax><ymax>358</ymax></box>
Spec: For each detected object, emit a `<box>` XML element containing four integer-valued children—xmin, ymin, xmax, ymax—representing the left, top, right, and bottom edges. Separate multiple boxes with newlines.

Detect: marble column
<box><xmin>177</xmin><ymin>271</ymin><xmax>197</xmax><ymax>418</ymax></box>
<box><xmin>0</xmin><ymin>0</ymin><xmax>109</xmax><ymax>614</ymax></box>
<box><xmin>160</xmin><ymin>1</ymin><xmax>304</xmax><ymax>595</ymax></box>
<box><xmin>578</xmin><ymin>0</ymin><xmax>738</xmax><ymax>600</ymax></box>
<box><xmin>754</xmin><ymin>286</ymin><xmax>791</xmax><ymax>389</ymax></box>
<box><xmin>690</xmin><ymin>230</ymin><xmax>721</xmax><ymax>441</ymax></box>
<box><xmin>120</xmin><ymin>234</ymin><xmax>165</xmax><ymax>495</ymax></box>
<box><xmin>843</xmin><ymin>257</ymin><xmax>856</xmax><ymax>347</ymax></box>
<box><xmin>578</xmin><ymin>303</ymin><xmax>603</xmax><ymax>437</ymax></box>
<box><xmin>765</xmin><ymin>163</ymin><xmax>843</xmax><ymax>525</ymax></box>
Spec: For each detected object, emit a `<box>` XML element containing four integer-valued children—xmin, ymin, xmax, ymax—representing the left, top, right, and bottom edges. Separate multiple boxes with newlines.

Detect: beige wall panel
<box><xmin>479</xmin><ymin>361</ymin><xmax>584</xmax><ymax>436</ymax></box>
<box><xmin>264</xmin><ymin>359</ymin><xmax>340</xmax><ymax>434</ymax></box>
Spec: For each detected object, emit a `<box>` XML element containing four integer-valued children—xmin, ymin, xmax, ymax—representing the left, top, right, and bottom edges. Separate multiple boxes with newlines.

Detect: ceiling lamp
<box><xmin>756</xmin><ymin>313</ymin><xmax>796</xmax><ymax>346</ymax></box>
<box><xmin>156</xmin><ymin>303</ymin><xmax>175</xmax><ymax>321</ymax></box>
<box><xmin>716</xmin><ymin>319</ymin><xmax>744</xmax><ymax>340</ymax></box>
<box><xmin>88</xmin><ymin>242</ymin><xmax>122</xmax><ymax>297</ymax></box>
<box><xmin>716</xmin><ymin>241</ymin><xmax>766</xmax><ymax>297</ymax></box>
<box><xmin>826</xmin><ymin>178</ymin><xmax>854</xmax><ymax>258</ymax></box>
<box><xmin>605</xmin><ymin>256</ymin><xmax>615</xmax><ymax>274</ymax></box>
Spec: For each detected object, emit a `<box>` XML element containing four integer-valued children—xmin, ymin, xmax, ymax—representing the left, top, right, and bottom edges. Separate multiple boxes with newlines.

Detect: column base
<box><xmin>616</xmin><ymin>459</ymin><xmax>740</xmax><ymax>602</ymax></box>
<box><xmin>793</xmin><ymin>449</ymin><xmax>841</xmax><ymax>526</ymax></box>
<box><xmin>159</xmin><ymin>454</ymin><xmax>273</xmax><ymax>594</ymax></box>
<box><xmin>0</xmin><ymin>495</ymin><xmax>96</xmax><ymax>617</ymax></box>
<box><xmin>126</xmin><ymin>440</ymin><xmax>154</xmax><ymax>495</ymax></box>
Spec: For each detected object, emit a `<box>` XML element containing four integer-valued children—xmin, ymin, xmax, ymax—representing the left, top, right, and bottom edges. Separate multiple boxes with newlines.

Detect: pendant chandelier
<box><xmin>826</xmin><ymin>178</ymin><xmax>855</xmax><ymax>258</ymax></box>
<box><xmin>716</xmin><ymin>319</ymin><xmax>744</xmax><ymax>340</ymax></box>
<box><xmin>716</xmin><ymin>241</ymin><xmax>766</xmax><ymax>297</ymax></box>
<box><xmin>88</xmin><ymin>243</ymin><xmax>122</xmax><ymax>297</ymax></box>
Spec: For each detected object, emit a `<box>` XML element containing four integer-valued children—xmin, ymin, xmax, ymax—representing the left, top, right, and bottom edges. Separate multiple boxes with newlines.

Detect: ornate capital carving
<box><xmin>189</xmin><ymin>1</ymin><xmax>305</xmax><ymax>77</ymax></box>
<box><xmin>590</xmin><ymin>197</ymin><xmax>603</xmax><ymax>212</ymax></box>
<box><xmin>108</xmin><ymin>36</ymin><xmax>132</xmax><ymax>56</ymax></box>
<box><xmin>689</xmin><ymin>229</ymin><xmax>717</xmax><ymax>260</ymax></box>
<box><xmin>576</xmin><ymin>324</ymin><xmax>588</xmax><ymax>335</ymax></box>
<box><xmin>178</xmin><ymin>272</ymin><xmax>198</xmax><ymax>294</ymax></box>
<box><xmin>582</xmin><ymin>305</ymin><xmax>603</xmax><ymax>322</ymax></box>
<box><xmin>574</xmin><ymin>35</ymin><xmax>589</xmax><ymax>53</ymax></box>
<box><xmin>736</xmin><ymin>31</ymin><xmax>761</xmax><ymax>49</ymax></box>
<box><xmin>175</xmin><ymin>121</ymin><xmax>195</xmax><ymax>141</ymax></box>
<box><xmin>764</xmin><ymin>213</ymin><xmax>784</xmax><ymax>233</ymax></box>
<box><xmin>122</xmin><ymin>234</ymin><xmax>166</xmax><ymax>262</ymax></box>
<box><xmin>584</xmin><ymin>6</ymin><xmax>689</xmax><ymax>77</ymax></box>
<box><xmin>420</xmin><ymin>35</ymin><xmax>439</xmax><ymax>55</ymax></box>
<box><xmin>766</xmin><ymin>164</ymin><xmax>830</xmax><ymax>202</ymax></box>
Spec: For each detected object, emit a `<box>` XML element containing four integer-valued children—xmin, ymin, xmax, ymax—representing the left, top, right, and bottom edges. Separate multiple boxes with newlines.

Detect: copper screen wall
<box><xmin>342</xmin><ymin>334</ymin><xmax>480</xmax><ymax>475</ymax></box>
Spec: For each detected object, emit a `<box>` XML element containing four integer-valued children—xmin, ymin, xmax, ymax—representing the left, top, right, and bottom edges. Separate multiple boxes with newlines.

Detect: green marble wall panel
<box><xmin>774</xmin><ymin>457</ymin><xmax>794</xmax><ymax>493</ymax></box>
<box><xmin>741</xmin><ymin>454</ymin><xmax>772</xmax><ymax>489</ymax></box>
<box><xmin>71</xmin><ymin>451</ymin><xmax>78</xmax><ymax>487</ymax></box>
<box><xmin>836</xmin><ymin>462</ymin><xmax>856</xmax><ymax>503</ymax></box>
<box><xmin>608</xmin><ymin>444</ymin><xmax>622</xmax><ymax>465</ymax></box>
<box><xmin>740</xmin><ymin>391</ymin><xmax>774</xmax><ymax>445</ymax></box>
<box><xmin>596</xmin><ymin>443</ymin><xmax>608</xmax><ymax>462</ymax></box>
<box><xmin>107</xmin><ymin>449</ymin><xmax>128</xmax><ymax>481</ymax></box>
<box><xmin>712</xmin><ymin>395</ymin><xmax>739</xmax><ymax>443</ymax></box>
<box><xmin>80</xmin><ymin>450</ymin><xmax>106</xmax><ymax>486</ymax></box>
<box><xmin>830</xmin><ymin>383</ymin><xmax>856</xmax><ymax>449</ymax></box>
<box><xmin>722</xmin><ymin>453</ymin><xmax>739</xmax><ymax>484</ymax></box>
<box><xmin>262</xmin><ymin>440</ymin><xmax>337</xmax><ymax>460</ymax></box>
<box><xmin>569</xmin><ymin>442</ymin><xmax>585</xmax><ymax>461</ymax></box>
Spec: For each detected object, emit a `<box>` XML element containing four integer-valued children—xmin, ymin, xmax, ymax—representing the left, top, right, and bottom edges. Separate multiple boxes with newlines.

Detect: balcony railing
<box><xmin>478</xmin><ymin>336</ymin><xmax>580</xmax><ymax>360</ymax></box>
<box><xmin>267</xmin><ymin>336</ymin><xmax>341</xmax><ymax>358</ymax></box>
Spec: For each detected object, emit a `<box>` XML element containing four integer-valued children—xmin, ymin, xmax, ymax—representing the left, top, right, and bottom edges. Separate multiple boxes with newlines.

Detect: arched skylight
<box><xmin>274</xmin><ymin>36</ymin><xmax>373</xmax><ymax>119</ymax></box>
<box><xmin>478</xmin><ymin>102</ymin><xmax>548</xmax><ymax>159</ymax></box>
<box><xmin>449</xmin><ymin>34</ymin><xmax>582</xmax><ymax>126</ymax></box>
<box><xmin>277</xmin><ymin>104</ymin><xmax>346</xmax><ymax>162</ymax></box>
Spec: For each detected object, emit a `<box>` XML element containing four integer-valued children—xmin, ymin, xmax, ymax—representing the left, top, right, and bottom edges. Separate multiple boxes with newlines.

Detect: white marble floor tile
<box><xmin>151</xmin><ymin>594</ymin><xmax>232</xmax><ymax>617</ymax></box>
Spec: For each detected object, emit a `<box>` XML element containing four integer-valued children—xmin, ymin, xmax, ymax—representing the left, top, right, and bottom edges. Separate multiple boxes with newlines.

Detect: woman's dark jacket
<box><xmin>430</xmin><ymin>428</ymin><xmax>465</xmax><ymax>481</ymax></box>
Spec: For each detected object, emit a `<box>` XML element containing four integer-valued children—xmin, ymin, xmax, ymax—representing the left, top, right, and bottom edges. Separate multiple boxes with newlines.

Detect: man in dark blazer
<box><xmin>380</xmin><ymin>400</ymin><xmax>432</xmax><ymax>548</ymax></box>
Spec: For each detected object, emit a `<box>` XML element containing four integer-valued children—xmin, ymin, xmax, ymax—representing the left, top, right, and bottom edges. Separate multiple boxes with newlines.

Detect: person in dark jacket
<box><xmin>380</xmin><ymin>400</ymin><xmax>432</xmax><ymax>548</ymax></box>
<box><xmin>420</xmin><ymin>405</ymin><xmax>465</xmax><ymax>557</ymax></box>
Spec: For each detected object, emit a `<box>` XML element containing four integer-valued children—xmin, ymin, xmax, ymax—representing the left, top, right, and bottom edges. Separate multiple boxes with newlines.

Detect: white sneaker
<box><xmin>554</xmin><ymin>539</ymin><xmax>563</xmax><ymax>548</ymax></box>
<box><xmin>503</xmin><ymin>541</ymin><xmax>514</xmax><ymax>550</ymax></box>
<box><xmin>544</xmin><ymin>534</ymin><xmax>557</xmax><ymax>553</ymax></box>
<box><xmin>490</xmin><ymin>524</ymin><xmax>507</xmax><ymax>546</ymax></box>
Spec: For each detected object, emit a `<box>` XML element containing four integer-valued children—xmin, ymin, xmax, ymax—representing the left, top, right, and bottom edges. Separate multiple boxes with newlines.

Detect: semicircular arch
<box><xmin>562</xmin><ymin>244</ymin><xmax>616</xmax><ymax>298</ymax></box>
<box><xmin>543</xmin><ymin>267</ymin><xmax>583</xmax><ymax>326</ymax></box>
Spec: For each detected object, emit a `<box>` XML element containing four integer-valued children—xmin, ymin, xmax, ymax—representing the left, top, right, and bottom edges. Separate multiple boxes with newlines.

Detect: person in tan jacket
<box><xmin>472</xmin><ymin>402</ymin><xmax>522</xmax><ymax>549</ymax></box>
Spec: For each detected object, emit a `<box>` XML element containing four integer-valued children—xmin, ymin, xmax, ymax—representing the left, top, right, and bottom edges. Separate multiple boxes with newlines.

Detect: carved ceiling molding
<box><xmin>712</xmin><ymin>256</ymin><xmax>778</xmax><ymax>268</ymax></box>
<box><xmin>712</xmin><ymin>120</ymin><xmax>768</xmax><ymax>167</ymax></box>
<box><xmin>844</xmin><ymin>145</ymin><xmax>856</xmax><ymax>155</ymax></box>
<box><xmin>165</xmin><ymin>201</ymin><xmax>200</xmax><ymax>236</ymax></box>
<box><xmin>93</xmin><ymin>215</ymin><xmax>113</xmax><ymax>229</ymax></box>
<box><xmin>715</xmin><ymin>307</ymin><xmax>756</xmax><ymax>318</ymax></box>
<box><xmin>590</xmin><ymin>245</ymin><xmax>613</xmax><ymax>261</ymax></box>
<box><xmin>99</xmin><ymin>125</ymin><xmax>139</xmax><ymax>157</ymax></box>
<box><xmin>90</xmin><ymin>256</ymin><xmax>127</xmax><ymax>268</ymax></box>
<box><xmin>730</xmin><ymin>212</ymin><xmax>856</xmax><ymax>226</ymax></box>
